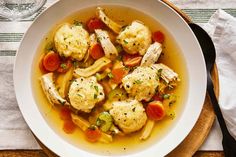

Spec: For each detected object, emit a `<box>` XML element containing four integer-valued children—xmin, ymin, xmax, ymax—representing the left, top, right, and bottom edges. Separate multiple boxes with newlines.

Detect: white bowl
<box><xmin>14</xmin><ymin>0</ymin><xmax>207</xmax><ymax>156</ymax></box>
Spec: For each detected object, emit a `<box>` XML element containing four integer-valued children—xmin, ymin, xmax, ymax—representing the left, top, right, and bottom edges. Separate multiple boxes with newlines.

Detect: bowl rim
<box><xmin>13</xmin><ymin>0</ymin><xmax>207</xmax><ymax>156</ymax></box>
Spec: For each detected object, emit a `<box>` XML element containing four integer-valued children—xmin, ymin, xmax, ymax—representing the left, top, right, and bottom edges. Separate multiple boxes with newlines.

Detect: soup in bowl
<box><xmin>14</xmin><ymin>0</ymin><xmax>206</xmax><ymax>157</ymax></box>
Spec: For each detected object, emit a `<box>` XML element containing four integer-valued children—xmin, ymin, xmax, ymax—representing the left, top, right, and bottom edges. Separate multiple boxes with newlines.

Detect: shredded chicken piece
<box><xmin>71</xmin><ymin>113</ymin><xmax>112</xmax><ymax>143</ymax></box>
<box><xmin>95</xmin><ymin>29</ymin><xmax>118</xmax><ymax>59</ymax></box>
<box><xmin>96</xmin><ymin>7</ymin><xmax>122</xmax><ymax>34</ymax></box>
<box><xmin>141</xmin><ymin>42</ymin><xmax>162</xmax><ymax>66</ymax></box>
<box><xmin>152</xmin><ymin>63</ymin><xmax>180</xmax><ymax>83</ymax></box>
<box><xmin>73</xmin><ymin>57</ymin><xmax>111</xmax><ymax>77</ymax></box>
<box><xmin>140</xmin><ymin>119</ymin><xmax>155</xmax><ymax>140</ymax></box>
<box><xmin>40</xmin><ymin>73</ymin><xmax>69</xmax><ymax>106</ymax></box>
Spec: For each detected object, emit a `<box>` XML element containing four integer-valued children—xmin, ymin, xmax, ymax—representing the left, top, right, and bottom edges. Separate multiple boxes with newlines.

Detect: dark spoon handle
<box><xmin>207</xmin><ymin>73</ymin><xmax>231</xmax><ymax>136</ymax></box>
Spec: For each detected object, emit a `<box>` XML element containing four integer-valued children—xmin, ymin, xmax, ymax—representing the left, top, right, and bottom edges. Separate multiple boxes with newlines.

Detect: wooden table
<box><xmin>0</xmin><ymin>150</ymin><xmax>225</xmax><ymax>157</ymax></box>
<box><xmin>1</xmin><ymin>0</ymin><xmax>236</xmax><ymax>156</ymax></box>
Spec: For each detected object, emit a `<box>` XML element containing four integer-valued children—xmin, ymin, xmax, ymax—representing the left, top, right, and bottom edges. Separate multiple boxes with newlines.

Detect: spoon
<box><xmin>189</xmin><ymin>23</ymin><xmax>236</xmax><ymax>157</ymax></box>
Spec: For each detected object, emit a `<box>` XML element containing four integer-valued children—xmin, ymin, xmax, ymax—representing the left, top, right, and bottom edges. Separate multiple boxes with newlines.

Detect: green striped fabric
<box><xmin>0</xmin><ymin>33</ymin><xmax>24</xmax><ymax>42</ymax></box>
<box><xmin>0</xmin><ymin>8</ymin><xmax>236</xmax><ymax>56</ymax></box>
<box><xmin>0</xmin><ymin>8</ymin><xmax>235</xmax><ymax>23</ymax></box>
<box><xmin>183</xmin><ymin>9</ymin><xmax>236</xmax><ymax>23</ymax></box>
<box><xmin>0</xmin><ymin>50</ymin><xmax>17</xmax><ymax>56</ymax></box>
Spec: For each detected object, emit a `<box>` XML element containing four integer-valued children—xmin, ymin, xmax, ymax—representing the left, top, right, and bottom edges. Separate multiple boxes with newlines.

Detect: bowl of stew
<box><xmin>14</xmin><ymin>0</ymin><xmax>207</xmax><ymax>156</ymax></box>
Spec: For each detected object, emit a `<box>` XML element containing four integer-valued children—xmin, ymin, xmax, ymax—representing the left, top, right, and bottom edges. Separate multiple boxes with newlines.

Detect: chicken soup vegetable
<box><xmin>37</xmin><ymin>7</ymin><xmax>181</xmax><ymax>144</ymax></box>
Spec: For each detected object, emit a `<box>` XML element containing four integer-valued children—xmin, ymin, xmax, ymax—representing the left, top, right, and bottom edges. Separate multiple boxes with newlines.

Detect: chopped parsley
<box><xmin>116</xmin><ymin>55</ymin><xmax>123</xmax><ymax>61</ymax></box>
<box><xmin>134</xmin><ymin>80</ymin><xmax>143</xmax><ymax>84</ymax></box>
<box><xmin>97</xmin><ymin>36</ymin><xmax>102</xmax><ymax>42</ymax></box>
<box><xmin>74</xmin><ymin>20</ymin><xmax>83</xmax><ymax>26</ymax></box>
<box><xmin>124</xmin><ymin>66</ymin><xmax>129</xmax><ymax>71</ymax></box>
<box><xmin>69</xmin><ymin>79</ymin><xmax>76</xmax><ymax>83</ymax></box>
<box><xmin>168</xmin><ymin>85</ymin><xmax>174</xmax><ymax>90</ymax></box>
<box><xmin>77</xmin><ymin>93</ymin><xmax>83</xmax><ymax>97</ymax></box>
<box><xmin>88</xmin><ymin>124</ymin><xmax>97</xmax><ymax>130</ymax></box>
<box><xmin>107</xmin><ymin>72</ymin><xmax>114</xmax><ymax>79</ymax></box>
<box><xmin>123</xmin><ymin>40</ymin><xmax>128</xmax><ymax>44</ymax></box>
<box><xmin>115</xmin><ymin>45</ymin><xmax>123</xmax><ymax>53</ymax></box>
<box><xmin>163</xmin><ymin>94</ymin><xmax>170</xmax><ymax>99</ymax></box>
<box><xmin>94</xmin><ymin>85</ymin><xmax>99</xmax><ymax>92</ymax></box>
<box><xmin>45</xmin><ymin>41</ymin><xmax>54</xmax><ymax>51</ymax></box>
<box><xmin>157</xmin><ymin>69</ymin><xmax>163</xmax><ymax>77</ymax></box>
<box><xmin>72</xmin><ymin>61</ymin><xmax>79</xmax><ymax>68</ymax></box>
<box><xmin>58</xmin><ymin>99</ymin><xmax>65</xmax><ymax>105</ymax></box>
<box><xmin>121</xmin><ymin>25</ymin><xmax>128</xmax><ymax>31</ymax></box>
<box><xmin>60</xmin><ymin>63</ymin><xmax>67</xmax><ymax>69</ymax></box>
<box><xmin>94</xmin><ymin>94</ymin><xmax>98</xmax><ymax>99</ymax></box>
<box><xmin>167</xmin><ymin>110</ymin><xmax>176</xmax><ymax>119</ymax></box>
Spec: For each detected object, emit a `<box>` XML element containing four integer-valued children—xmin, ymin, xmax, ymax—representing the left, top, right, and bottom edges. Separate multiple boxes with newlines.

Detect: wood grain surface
<box><xmin>0</xmin><ymin>150</ymin><xmax>224</xmax><ymax>157</ymax></box>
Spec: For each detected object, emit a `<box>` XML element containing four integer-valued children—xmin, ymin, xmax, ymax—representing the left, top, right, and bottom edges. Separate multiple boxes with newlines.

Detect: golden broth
<box><xmin>31</xmin><ymin>5</ymin><xmax>188</xmax><ymax>156</ymax></box>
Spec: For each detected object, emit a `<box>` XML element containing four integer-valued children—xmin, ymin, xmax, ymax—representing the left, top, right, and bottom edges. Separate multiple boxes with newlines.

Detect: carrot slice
<box><xmin>123</xmin><ymin>54</ymin><xmax>142</xmax><ymax>67</ymax></box>
<box><xmin>59</xmin><ymin>106</ymin><xmax>72</xmax><ymax>121</ymax></box>
<box><xmin>87</xmin><ymin>18</ymin><xmax>105</xmax><ymax>32</ymax></box>
<box><xmin>111</xmin><ymin>68</ymin><xmax>128</xmax><ymax>84</ymax></box>
<box><xmin>85</xmin><ymin>125</ymin><xmax>102</xmax><ymax>142</ymax></box>
<box><xmin>57</xmin><ymin>58</ymin><xmax>72</xmax><ymax>73</ymax></box>
<box><xmin>39</xmin><ymin>55</ymin><xmax>48</xmax><ymax>73</ymax></box>
<box><xmin>89</xmin><ymin>43</ymin><xmax>105</xmax><ymax>60</ymax></box>
<box><xmin>152</xmin><ymin>31</ymin><xmax>165</xmax><ymax>43</ymax></box>
<box><xmin>100</xmin><ymin>80</ymin><xmax>112</xmax><ymax>95</ymax></box>
<box><xmin>146</xmin><ymin>101</ymin><xmax>165</xmax><ymax>121</ymax></box>
<box><xmin>42</xmin><ymin>51</ymin><xmax>60</xmax><ymax>72</ymax></box>
<box><xmin>63</xmin><ymin>119</ymin><xmax>76</xmax><ymax>134</ymax></box>
<box><xmin>152</xmin><ymin>93</ymin><xmax>164</xmax><ymax>102</ymax></box>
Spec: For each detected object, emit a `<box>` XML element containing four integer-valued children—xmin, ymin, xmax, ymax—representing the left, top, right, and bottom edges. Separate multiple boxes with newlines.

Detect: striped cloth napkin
<box><xmin>200</xmin><ymin>9</ymin><xmax>236</xmax><ymax>150</ymax></box>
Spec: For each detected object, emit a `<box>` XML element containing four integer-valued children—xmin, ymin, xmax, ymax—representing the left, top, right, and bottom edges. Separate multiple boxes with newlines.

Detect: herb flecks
<box><xmin>123</xmin><ymin>40</ymin><xmax>128</xmax><ymax>44</ymax></box>
<box><xmin>97</xmin><ymin>36</ymin><xmax>102</xmax><ymax>42</ymax></box>
<box><xmin>77</xmin><ymin>93</ymin><xmax>83</xmax><ymax>97</ymax></box>
<box><xmin>121</xmin><ymin>25</ymin><xmax>128</xmax><ymax>31</ymax></box>
<box><xmin>107</xmin><ymin>72</ymin><xmax>114</xmax><ymax>79</ymax></box>
<box><xmin>134</xmin><ymin>80</ymin><xmax>143</xmax><ymax>84</ymax></box>
<box><xmin>157</xmin><ymin>69</ymin><xmax>163</xmax><ymax>77</ymax></box>
<box><xmin>58</xmin><ymin>99</ymin><xmax>65</xmax><ymax>105</ymax></box>
<box><xmin>60</xmin><ymin>63</ymin><xmax>67</xmax><ymax>69</ymax></box>
<box><xmin>94</xmin><ymin>94</ymin><xmax>98</xmax><ymax>99</ymax></box>
<box><xmin>163</xmin><ymin>94</ymin><xmax>170</xmax><ymax>99</ymax></box>
<box><xmin>45</xmin><ymin>41</ymin><xmax>54</xmax><ymax>51</ymax></box>
<box><xmin>94</xmin><ymin>85</ymin><xmax>99</xmax><ymax>92</ymax></box>
<box><xmin>115</xmin><ymin>45</ymin><xmax>123</xmax><ymax>53</ymax></box>
<box><xmin>73</xmin><ymin>61</ymin><xmax>79</xmax><ymax>68</ymax></box>
<box><xmin>74</xmin><ymin>20</ymin><xmax>83</xmax><ymax>26</ymax></box>
<box><xmin>116</xmin><ymin>55</ymin><xmax>123</xmax><ymax>61</ymax></box>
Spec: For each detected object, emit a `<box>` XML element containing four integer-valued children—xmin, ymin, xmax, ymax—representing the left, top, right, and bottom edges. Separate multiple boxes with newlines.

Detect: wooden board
<box><xmin>0</xmin><ymin>150</ymin><xmax>224</xmax><ymax>157</ymax></box>
<box><xmin>37</xmin><ymin>1</ymin><xmax>219</xmax><ymax>156</ymax></box>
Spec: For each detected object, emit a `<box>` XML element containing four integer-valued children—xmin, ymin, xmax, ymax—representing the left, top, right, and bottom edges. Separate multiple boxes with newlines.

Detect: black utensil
<box><xmin>189</xmin><ymin>23</ymin><xmax>236</xmax><ymax>157</ymax></box>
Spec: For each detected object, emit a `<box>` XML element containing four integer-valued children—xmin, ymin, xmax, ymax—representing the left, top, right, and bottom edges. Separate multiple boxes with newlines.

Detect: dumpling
<box><xmin>116</xmin><ymin>21</ymin><xmax>151</xmax><ymax>55</ymax></box>
<box><xmin>54</xmin><ymin>23</ymin><xmax>89</xmax><ymax>61</ymax></box>
<box><xmin>109</xmin><ymin>99</ymin><xmax>147</xmax><ymax>133</ymax></box>
<box><xmin>68</xmin><ymin>76</ymin><xmax>105</xmax><ymax>112</ymax></box>
<box><xmin>122</xmin><ymin>66</ymin><xmax>159</xmax><ymax>101</ymax></box>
